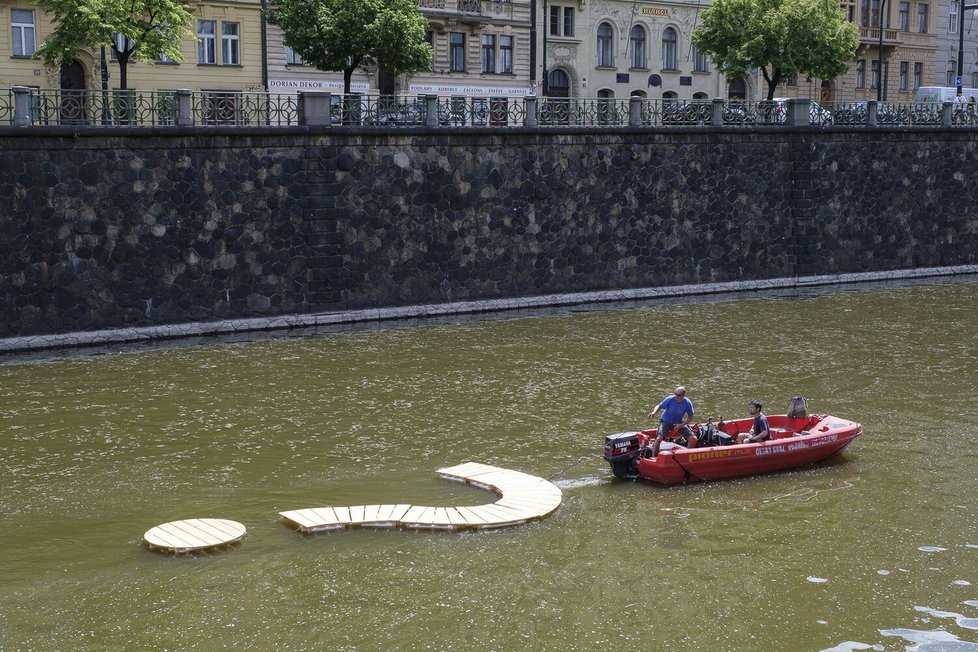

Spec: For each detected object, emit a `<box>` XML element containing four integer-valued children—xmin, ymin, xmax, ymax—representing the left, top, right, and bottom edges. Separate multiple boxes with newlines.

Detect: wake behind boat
<box><xmin>603</xmin><ymin>398</ymin><xmax>862</xmax><ymax>484</ymax></box>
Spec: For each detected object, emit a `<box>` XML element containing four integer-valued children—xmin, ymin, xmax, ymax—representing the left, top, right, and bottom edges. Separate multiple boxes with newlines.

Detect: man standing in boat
<box><xmin>737</xmin><ymin>400</ymin><xmax>771</xmax><ymax>444</ymax></box>
<box><xmin>646</xmin><ymin>386</ymin><xmax>695</xmax><ymax>457</ymax></box>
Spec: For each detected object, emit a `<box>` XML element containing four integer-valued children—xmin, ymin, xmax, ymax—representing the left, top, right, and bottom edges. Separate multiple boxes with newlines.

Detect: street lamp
<box><xmin>542</xmin><ymin>0</ymin><xmax>549</xmax><ymax>96</ymax></box>
<box><xmin>958</xmin><ymin>0</ymin><xmax>978</xmax><ymax>96</ymax></box>
<box><xmin>877</xmin><ymin>0</ymin><xmax>887</xmax><ymax>101</ymax></box>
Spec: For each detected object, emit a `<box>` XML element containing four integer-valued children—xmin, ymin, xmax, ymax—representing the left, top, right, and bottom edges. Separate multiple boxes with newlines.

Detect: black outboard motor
<box><xmin>603</xmin><ymin>432</ymin><xmax>644</xmax><ymax>479</ymax></box>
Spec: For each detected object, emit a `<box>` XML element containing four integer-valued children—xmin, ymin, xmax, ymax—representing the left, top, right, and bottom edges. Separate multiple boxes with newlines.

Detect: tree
<box><xmin>33</xmin><ymin>0</ymin><xmax>194</xmax><ymax>90</ymax></box>
<box><xmin>267</xmin><ymin>0</ymin><xmax>433</xmax><ymax>94</ymax></box>
<box><xmin>692</xmin><ymin>0</ymin><xmax>859</xmax><ymax>100</ymax></box>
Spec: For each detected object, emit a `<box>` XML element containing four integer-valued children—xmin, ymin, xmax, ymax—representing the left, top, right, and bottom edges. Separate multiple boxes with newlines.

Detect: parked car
<box><xmin>832</xmin><ymin>102</ymin><xmax>906</xmax><ymax>125</ymax></box>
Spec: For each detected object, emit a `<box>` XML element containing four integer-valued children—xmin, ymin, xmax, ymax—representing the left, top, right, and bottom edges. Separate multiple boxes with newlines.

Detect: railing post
<box><xmin>712</xmin><ymin>98</ymin><xmax>725</xmax><ymax>127</ymax></box>
<box><xmin>787</xmin><ymin>98</ymin><xmax>811</xmax><ymax>126</ymax></box>
<box><xmin>628</xmin><ymin>96</ymin><xmax>643</xmax><ymax>126</ymax></box>
<box><xmin>298</xmin><ymin>91</ymin><xmax>333</xmax><ymax>127</ymax></box>
<box><xmin>175</xmin><ymin>89</ymin><xmax>194</xmax><ymax>126</ymax></box>
<box><xmin>942</xmin><ymin>101</ymin><xmax>953</xmax><ymax>127</ymax></box>
<box><xmin>12</xmin><ymin>86</ymin><xmax>31</xmax><ymax>126</ymax></box>
<box><xmin>425</xmin><ymin>94</ymin><xmax>439</xmax><ymax>127</ymax></box>
<box><xmin>523</xmin><ymin>95</ymin><xmax>538</xmax><ymax>127</ymax></box>
<box><xmin>867</xmin><ymin>100</ymin><xmax>878</xmax><ymax>127</ymax></box>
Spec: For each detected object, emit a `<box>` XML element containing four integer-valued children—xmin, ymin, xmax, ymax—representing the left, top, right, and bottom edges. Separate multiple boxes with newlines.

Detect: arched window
<box><xmin>662</xmin><ymin>27</ymin><xmax>678</xmax><ymax>70</ymax></box>
<box><xmin>547</xmin><ymin>68</ymin><xmax>570</xmax><ymax>97</ymax></box>
<box><xmin>630</xmin><ymin>89</ymin><xmax>647</xmax><ymax>98</ymax></box>
<box><xmin>693</xmin><ymin>92</ymin><xmax>709</xmax><ymax>100</ymax></box>
<box><xmin>597</xmin><ymin>22</ymin><xmax>614</xmax><ymax>67</ymax></box>
<box><xmin>629</xmin><ymin>25</ymin><xmax>646</xmax><ymax>69</ymax></box>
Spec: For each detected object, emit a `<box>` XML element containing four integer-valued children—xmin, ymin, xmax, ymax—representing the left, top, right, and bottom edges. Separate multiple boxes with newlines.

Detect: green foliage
<box><xmin>692</xmin><ymin>0</ymin><xmax>859</xmax><ymax>100</ymax></box>
<box><xmin>33</xmin><ymin>0</ymin><xmax>194</xmax><ymax>89</ymax></box>
<box><xmin>267</xmin><ymin>0</ymin><xmax>433</xmax><ymax>93</ymax></box>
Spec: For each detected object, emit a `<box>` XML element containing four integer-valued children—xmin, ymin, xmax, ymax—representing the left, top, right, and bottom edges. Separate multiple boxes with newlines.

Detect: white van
<box><xmin>914</xmin><ymin>86</ymin><xmax>978</xmax><ymax>103</ymax></box>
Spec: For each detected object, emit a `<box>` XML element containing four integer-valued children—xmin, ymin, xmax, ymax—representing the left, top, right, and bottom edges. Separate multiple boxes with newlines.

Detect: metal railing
<box><xmin>0</xmin><ymin>88</ymin><xmax>12</xmax><ymax>125</ymax></box>
<box><xmin>4</xmin><ymin>87</ymin><xmax>976</xmax><ymax>130</ymax></box>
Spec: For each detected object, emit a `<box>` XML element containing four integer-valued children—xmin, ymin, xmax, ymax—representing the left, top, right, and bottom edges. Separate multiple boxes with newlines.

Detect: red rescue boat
<box><xmin>603</xmin><ymin>408</ymin><xmax>862</xmax><ymax>485</ymax></box>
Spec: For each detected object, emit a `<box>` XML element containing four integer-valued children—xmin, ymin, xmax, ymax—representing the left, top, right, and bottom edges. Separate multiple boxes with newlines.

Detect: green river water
<box><xmin>1</xmin><ymin>280</ymin><xmax>977</xmax><ymax>651</ymax></box>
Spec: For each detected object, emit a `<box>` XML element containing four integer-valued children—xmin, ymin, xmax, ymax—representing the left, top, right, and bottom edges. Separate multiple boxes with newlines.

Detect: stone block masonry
<box><xmin>1</xmin><ymin>125</ymin><xmax>977</xmax><ymax>341</ymax></box>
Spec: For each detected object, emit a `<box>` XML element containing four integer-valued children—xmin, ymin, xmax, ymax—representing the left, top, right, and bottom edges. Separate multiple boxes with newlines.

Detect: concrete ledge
<box><xmin>2</xmin><ymin>264</ymin><xmax>977</xmax><ymax>354</ymax></box>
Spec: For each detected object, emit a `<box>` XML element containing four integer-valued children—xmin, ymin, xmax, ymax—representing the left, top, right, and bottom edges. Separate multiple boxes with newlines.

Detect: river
<box><xmin>1</xmin><ymin>279</ymin><xmax>977</xmax><ymax>651</ymax></box>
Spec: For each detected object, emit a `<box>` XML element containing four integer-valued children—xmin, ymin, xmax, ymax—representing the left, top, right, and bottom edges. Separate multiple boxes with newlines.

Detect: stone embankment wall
<box><xmin>2</xmin><ymin>126</ymin><xmax>977</xmax><ymax>339</ymax></box>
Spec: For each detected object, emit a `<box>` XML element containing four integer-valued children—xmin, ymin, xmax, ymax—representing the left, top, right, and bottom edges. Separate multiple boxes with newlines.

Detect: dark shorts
<box><xmin>659</xmin><ymin>422</ymin><xmax>692</xmax><ymax>440</ymax></box>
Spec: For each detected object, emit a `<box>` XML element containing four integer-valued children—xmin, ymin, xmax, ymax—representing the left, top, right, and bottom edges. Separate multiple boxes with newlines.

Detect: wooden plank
<box><xmin>445</xmin><ymin>507</ymin><xmax>471</xmax><ymax>527</ymax></box>
<box><xmin>399</xmin><ymin>505</ymin><xmax>428</xmax><ymax>524</ymax></box>
<box><xmin>279</xmin><ymin>509</ymin><xmax>318</xmax><ymax>529</ymax></box>
<box><xmin>361</xmin><ymin>505</ymin><xmax>381</xmax><ymax>522</ymax></box>
<box><xmin>332</xmin><ymin>506</ymin><xmax>352</xmax><ymax>525</ymax></box>
<box><xmin>349</xmin><ymin>505</ymin><xmax>366</xmax><ymax>524</ymax></box>
<box><xmin>308</xmin><ymin>507</ymin><xmax>338</xmax><ymax>526</ymax></box>
<box><xmin>161</xmin><ymin>521</ymin><xmax>212</xmax><ymax>547</ymax></box>
<box><xmin>453</xmin><ymin>506</ymin><xmax>490</xmax><ymax>526</ymax></box>
<box><xmin>388</xmin><ymin>504</ymin><xmax>411</xmax><ymax>524</ymax></box>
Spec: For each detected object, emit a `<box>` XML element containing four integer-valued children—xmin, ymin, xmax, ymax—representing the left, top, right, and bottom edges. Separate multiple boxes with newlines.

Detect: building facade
<box><xmin>749</xmin><ymin>0</ymin><xmax>939</xmax><ymax>103</ymax></box>
<box><xmin>265</xmin><ymin>0</ymin><xmax>535</xmax><ymax>99</ymax></box>
<box><xmin>538</xmin><ymin>0</ymin><xmax>728</xmax><ymax>100</ymax></box>
<box><xmin>934</xmin><ymin>0</ymin><xmax>978</xmax><ymax>88</ymax></box>
<box><xmin>0</xmin><ymin>0</ymin><xmax>265</xmax><ymax>93</ymax></box>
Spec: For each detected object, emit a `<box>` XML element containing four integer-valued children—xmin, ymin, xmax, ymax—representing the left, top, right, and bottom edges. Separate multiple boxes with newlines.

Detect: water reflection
<box><xmin>1</xmin><ymin>280</ymin><xmax>978</xmax><ymax>650</ymax></box>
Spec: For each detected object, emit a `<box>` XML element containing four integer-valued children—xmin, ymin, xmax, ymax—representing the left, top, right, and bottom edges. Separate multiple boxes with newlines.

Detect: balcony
<box><xmin>858</xmin><ymin>26</ymin><xmax>902</xmax><ymax>47</ymax></box>
<box><xmin>417</xmin><ymin>0</ymin><xmax>514</xmax><ymax>19</ymax></box>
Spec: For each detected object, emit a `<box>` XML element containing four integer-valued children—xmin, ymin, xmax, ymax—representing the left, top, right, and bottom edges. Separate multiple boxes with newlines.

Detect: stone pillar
<box><xmin>628</xmin><ymin>96</ymin><xmax>643</xmax><ymax>126</ymax></box>
<box><xmin>425</xmin><ymin>95</ymin><xmax>439</xmax><ymax>127</ymax></box>
<box><xmin>298</xmin><ymin>91</ymin><xmax>333</xmax><ymax>127</ymax></box>
<box><xmin>175</xmin><ymin>89</ymin><xmax>194</xmax><ymax>127</ymax></box>
<box><xmin>712</xmin><ymin>98</ymin><xmax>725</xmax><ymax>127</ymax></box>
<box><xmin>867</xmin><ymin>100</ymin><xmax>878</xmax><ymax>127</ymax></box>
<box><xmin>787</xmin><ymin>98</ymin><xmax>811</xmax><ymax>126</ymax></box>
<box><xmin>524</xmin><ymin>95</ymin><xmax>538</xmax><ymax>127</ymax></box>
<box><xmin>12</xmin><ymin>86</ymin><xmax>31</xmax><ymax>126</ymax></box>
<box><xmin>942</xmin><ymin>101</ymin><xmax>953</xmax><ymax>126</ymax></box>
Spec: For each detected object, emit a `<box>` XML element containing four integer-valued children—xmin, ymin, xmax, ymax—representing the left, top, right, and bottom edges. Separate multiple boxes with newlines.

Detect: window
<box><xmin>899</xmin><ymin>1</ymin><xmax>910</xmax><ymax>29</ymax></box>
<box><xmin>856</xmin><ymin>59</ymin><xmax>866</xmax><ymax>88</ymax></box>
<box><xmin>917</xmin><ymin>3</ymin><xmax>928</xmax><ymax>31</ymax></box>
<box><xmin>913</xmin><ymin>62</ymin><xmax>922</xmax><ymax>89</ymax></box>
<box><xmin>871</xmin><ymin>59</ymin><xmax>880</xmax><ymax>88</ymax></box>
<box><xmin>861</xmin><ymin>0</ymin><xmax>870</xmax><ymax>25</ymax></box>
<box><xmin>499</xmin><ymin>35</ymin><xmax>513</xmax><ymax>74</ymax></box>
<box><xmin>950</xmin><ymin>1</ymin><xmax>959</xmax><ymax>32</ymax></box>
<box><xmin>786</xmin><ymin>73</ymin><xmax>798</xmax><ymax>85</ymax></box>
<box><xmin>198</xmin><ymin>20</ymin><xmax>216</xmax><ymax>64</ymax></box>
<box><xmin>662</xmin><ymin>27</ymin><xmax>677</xmax><ymax>70</ymax></box>
<box><xmin>285</xmin><ymin>46</ymin><xmax>304</xmax><ymax>66</ymax></box>
<box><xmin>222</xmin><ymin>22</ymin><xmax>240</xmax><ymax>65</ymax></box>
<box><xmin>947</xmin><ymin>67</ymin><xmax>955</xmax><ymax>86</ymax></box>
<box><xmin>11</xmin><ymin>8</ymin><xmax>36</xmax><ymax>57</ymax></box>
<box><xmin>482</xmin><ymin>34</ymin><xmax>496</xmax><ymax>73</ymax></box>
<box><xmin>692</xmin><ymin>45</ymin><xmax>708</xmax><ymax>72</ymax></box>
<box><xmin>871</xmin><ymin>0</ymin><xmax>880</xmax><ymax>24</ymax></box>
<box><xmin>597</xmin><ymin>22</ymin><xmax>613</xmax><ymax>67</ymax></box>
<box><xmin>629</xmin><ymin>25</ymin><xmax>646</xmax><ymax>69</ymax></box>
<box><xmin>110</xmin><ymin>33</ymin><xmax>133</xmax><ymax>61</ymax></box>
<box><xmin>549</xmin><ymin>6</ymin><xmax>574</xmax><ymax>37</ymax></box>
<box><xmin>899</xmin><ymin>61</ymin><xmax>908</xmax><ymax>89</ymax></box>
<box><xmin>973</xmin><ymin>71</ymin><xmax>978</xmax><ymax>87</ymax></box>
<box><xmin>450</xmin><ymin>32</ymin><xmax>465</xmax><ymax>72</ymax></box>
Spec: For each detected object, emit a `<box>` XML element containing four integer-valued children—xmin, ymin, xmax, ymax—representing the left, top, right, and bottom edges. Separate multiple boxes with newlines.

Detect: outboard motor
<box><xmin>603</xmin><ymin>431</ymin><xmax>646</xmax><ymax>479</ymax></box>
<box><xmin>788</xmin><ymin>395</ymin><xmax>809</xmax><ymax>419</ymax></box>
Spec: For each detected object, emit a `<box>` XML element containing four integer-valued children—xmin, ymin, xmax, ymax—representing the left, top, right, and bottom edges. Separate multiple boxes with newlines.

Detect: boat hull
<box><xmin>633</xmin><ymin>414</ymin><xmax>862</xmax><ymax>485</ymax></box>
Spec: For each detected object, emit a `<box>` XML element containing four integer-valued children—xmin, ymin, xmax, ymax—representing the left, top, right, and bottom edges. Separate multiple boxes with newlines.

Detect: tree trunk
<box><xmin>343</xmin><ymin>67</ymin><xmax>352</xmax><ymax>94</ymax></box>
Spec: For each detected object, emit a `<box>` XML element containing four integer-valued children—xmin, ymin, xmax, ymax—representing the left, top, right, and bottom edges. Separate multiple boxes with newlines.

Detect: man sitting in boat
<box><xmin>737</xmin><ymin>400</ymin><xmax>771</xmax><ymax>444</ymax></box>
<box><xmin>646</xmin><ymin>386</ymin><xmax>695</xmax><ymax>457</ymax></box>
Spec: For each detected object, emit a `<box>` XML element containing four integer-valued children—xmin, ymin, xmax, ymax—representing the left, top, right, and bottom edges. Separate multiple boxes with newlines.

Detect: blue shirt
<box><xmin>659</xmin><ymin>395</ymin><xmax>694</xmax><ymax>425</ymax></box>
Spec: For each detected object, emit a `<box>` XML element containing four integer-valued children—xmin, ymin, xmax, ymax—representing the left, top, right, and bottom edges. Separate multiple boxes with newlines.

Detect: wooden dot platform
<box><xmin>144</xmin><ymin>518</ymin><xmax>246</xmax><ymax>554</ymax></box>
<box><xmin>279</xmin><ymin>462</ymin><xmax>563</xmax><ymax>533</ymax></box>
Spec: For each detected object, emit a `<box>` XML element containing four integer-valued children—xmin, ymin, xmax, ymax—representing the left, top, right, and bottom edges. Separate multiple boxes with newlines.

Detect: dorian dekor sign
<box><xmin>269</xmin><ymin>79</ymin><xmax>371</xmax><ymax>92</ymax></box>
